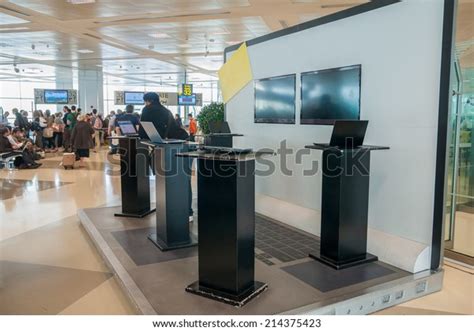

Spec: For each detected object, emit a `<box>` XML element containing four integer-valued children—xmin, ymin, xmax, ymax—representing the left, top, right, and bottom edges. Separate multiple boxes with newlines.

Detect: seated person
<box><xmin>10</xmin><ymin>128</ymin><xmax>42</xmax><ymax>161</ymax></box>
<box><xmin>0</xmin><ymin>127</ymin><xmax>41</xmax><ymax>169</ymax></box>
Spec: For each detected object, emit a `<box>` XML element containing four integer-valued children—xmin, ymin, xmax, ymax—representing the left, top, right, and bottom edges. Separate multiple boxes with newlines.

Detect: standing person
<box><xmin>187</xmin><ymin>113</ymin><xmax>197</xmax><ymax>142</ymax></box>
<box><xmin>31</xmin><ymin>110</ymin><xmax>45</xmax><ymax>149</ymax></box>
<box><xmin>139</xmin><ymin>92</ymin><xmax>187</xmax><ymax>140</ymax></box>
<box><xmin>71</xmin><ymin>114</ymin><xmax>95</xmax><ymax>168</ymax></box>
<box><xmin>107</xmin><ymin>111</ymin><xmax>119</xmax><ymax>155</ymax></box>
<box><xmin>175</xmin><ymin>114</ymin><xmax>183</xmax><ymax>128</ymax></box>
<box><xmin>139</xmin><ymin>92</ymin><xmax>193</xmax><ymax>221</ymax></box>
<box><xmin>63</xmin><ymin>106</ymin><xmax>77</xmax><ymax>152</ymax></box>
<box><xmin>92</xmin><ymin>111</ymin><xmax>103</xmax><ymax>153</ymax></box>
<box><xmin>1</xmin><ymin>111</ymin><xmax>10</xmax><ymax>126</ymax></box>
<box><xmin>43</xmin><ymin>115</ymin><xmax>56</xmax><ymax>152</ymax></box>
<box><xmin>13</xmin><ymin>108</ymin><xmax>28</xmax><ymax>131</ymax></box>
<box><xmin>53</xmin><ymin>113</ymin><xmax>65</xmax><ymax>150</ymax></box>
<box><xmin>118</xmin><ymin>105</ymin><xmax>140</xmax><ymax>131</ymax></box>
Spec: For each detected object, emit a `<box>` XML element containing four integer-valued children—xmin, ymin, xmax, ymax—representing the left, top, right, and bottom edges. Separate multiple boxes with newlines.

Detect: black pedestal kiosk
<box><xmin>306</xmin><ymin>145</ymin><xmax>389</xmax><ymax>270</ymax></box>
<box><xmin>142</xmin><ymin>141</ymin><xmax>198</xmax><ymax>251</ymax></box>
<box><xmin>178</xmin><ymin>151</ymin><xmax>268</xmax><ymax>307</ymax></box>
<box><xmin>206</xmin><ymin>134</ymin><xmax>243</xmax><ymax>148</ymax></box>
<box><xmin>114</xmin><ymin>137</ymin><xmax>155</xmax><ymax>218</ymax></box>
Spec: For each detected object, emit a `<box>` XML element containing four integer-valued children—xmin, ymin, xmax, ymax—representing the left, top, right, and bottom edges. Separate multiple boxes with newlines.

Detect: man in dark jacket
<box><xmin>139</xmin><ymin>92</ymin><xmax>188</xmax><ymax>140</ymax></box>
<box><xmin>139</xmin><ymin>92</ymin><xmax>193</xmax><ymax>221</ymax></box>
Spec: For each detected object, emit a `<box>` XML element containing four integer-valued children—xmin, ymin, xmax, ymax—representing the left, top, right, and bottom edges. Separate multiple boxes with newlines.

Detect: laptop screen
<box><xmin>118</xmin><ymin>121</ymin><xmax>137</xmax><ymax>136</ymax></box>
<box><xmin>209</xmin><ymin>121</ymin><xmax>231</xmax><ymax>134</ymax></box>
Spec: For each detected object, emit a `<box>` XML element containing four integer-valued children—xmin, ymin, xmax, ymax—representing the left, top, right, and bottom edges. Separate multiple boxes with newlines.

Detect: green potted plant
<box><xmin>197</xmin><ymin>102</ymin><xmax>225</xmax><ymax>135</ymax></box>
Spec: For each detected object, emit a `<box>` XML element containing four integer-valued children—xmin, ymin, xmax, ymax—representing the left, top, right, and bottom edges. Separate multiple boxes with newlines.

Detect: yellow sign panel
<box><xmin>182</xmin><ymin>84</ymin><xmax>193</xmax><ymax>96</ymax></box>
<box><xmin>218</xmin><ymin>43</ymin><xmax>253</xmax><ymax>103</ymax></box>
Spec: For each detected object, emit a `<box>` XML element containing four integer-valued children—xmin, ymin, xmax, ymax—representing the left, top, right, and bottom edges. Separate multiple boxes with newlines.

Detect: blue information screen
<box><xmin>124</xmin><ymin>92</ymin><xmax>145</xmax><ymax>105</ymax></box>
<box><xmin>178</xmin><ymin>94</ymin><xmax>197</xmax><ymax>106</ymax></box>
<box><xmin>44</xmin><ymin>90</ymin><xmax>69</xmax><ymax>104</ymax></box>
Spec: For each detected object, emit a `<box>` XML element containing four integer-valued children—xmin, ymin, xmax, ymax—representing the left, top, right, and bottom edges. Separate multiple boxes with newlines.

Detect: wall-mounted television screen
<box><xmin>178</xmin><ymin>94</ymin><xmax>197</xmax><ymax>106</ymax></box>
<box><xmin>124</xmin><ymin>91</ymin><xmax>145</xmax><ymax>105</ymax></box>
<box><xmin>44</xmin><ymin>90</ymin><xmax>69</xmax><ymax>104</ymax></box>
<box><xmin>301</xmin><ymin>65</ymin><xmax>361</xmax><ymax>125</ymax></box>
<box><xmin>255</xmin><ymin>74</ymin><xmax>296</xmax><ymax>124</ymax></box>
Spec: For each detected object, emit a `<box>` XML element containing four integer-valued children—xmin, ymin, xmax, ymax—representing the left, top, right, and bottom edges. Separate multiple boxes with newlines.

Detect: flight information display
<box><xmin>44</xmin><ymin>90</ymin><xmax>69</xmax><ymax>104</ymax></box>
<box><xmin>124</xmin><ymin>91</ymin><xmax>145</xmax><ymax>105</ymax></box>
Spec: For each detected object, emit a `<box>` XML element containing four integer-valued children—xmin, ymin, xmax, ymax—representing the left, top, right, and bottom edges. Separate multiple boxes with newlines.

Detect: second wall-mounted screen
<box><xmin>301</xmin><ymin>65</ymin><xmax>361</xmax><ymax>125</ymax></box>
<box><xmin>255</xmin><ymin>74</ymin><xmax>296</xmax><ymax>124</ymax></box>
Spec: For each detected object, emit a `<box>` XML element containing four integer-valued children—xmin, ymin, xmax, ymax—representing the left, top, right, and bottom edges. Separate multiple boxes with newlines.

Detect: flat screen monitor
<box><xmin>178</xmin><ymin>94</ymin><xmax>197</xmax><ymax>106</ymax></box>
<box><xmin>44</xmin><ymin>90</ymin><xmax>68</xmax><ymax>104</ymax></box>
<box><xmin>301</xmin><ymin>65</ymin><xmax>361</xmax><ymax>125</ymax></box>
<box><xmin>255</xmin><ymin>74</ymin><xmax>296</xmax><ymax>124</ymax></box>
<box><xmin>209</xmin><ymin>121</ymin><xmax>231</xmax><ymax>134</ymax></box>
<box><xmin>117</xmin><ymin>121</ymin><xmax>138</xmax><ymax>136</ymax></box>
<box><xmin>124</xmin><ymin>91</ymin><xmax>144</xmax><ymax>105</ymax></box>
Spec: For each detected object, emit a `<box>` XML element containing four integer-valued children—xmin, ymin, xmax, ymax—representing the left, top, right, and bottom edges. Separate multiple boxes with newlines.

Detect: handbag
<box><xmin>43</xmin><ymin>127</ymin><xmax>54</xmax><ymax>138</ymax></box>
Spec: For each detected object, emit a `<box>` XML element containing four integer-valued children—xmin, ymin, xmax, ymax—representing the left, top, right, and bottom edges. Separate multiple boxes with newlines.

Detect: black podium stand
<box><xmin>142</xmin><ymin>142</ymin><xmax>198</xmax><ymax>251</ymax></box>
<box><xmin>178</xmin><ymin>151</ymin><xmax>267</xmax><ymax>307</ymax></box>
<box><xmin>113</xmin><ymin>137</ymin><xmax>155</xmax><ymax>218</ymax></box>
<box><xmin>205</xmin><ymin>134</ymin><xmax>243</xmax><ymax>148</ymax></box>
<box><xmin>306</xmin><ymin>145</ymin><xmax>389</xmax><ymax>270</ymax></box>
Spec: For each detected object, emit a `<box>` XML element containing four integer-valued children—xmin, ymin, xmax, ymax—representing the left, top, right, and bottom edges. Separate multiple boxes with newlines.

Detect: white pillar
<box><xmin>55</xmin><ymin>67</ymin><xmax>74</xmax><ymax>113</ymax></box>
<box><xmin>78</xmin><ymin>69</ymin><xmax>104</xmax><ymax>114</ymax></box>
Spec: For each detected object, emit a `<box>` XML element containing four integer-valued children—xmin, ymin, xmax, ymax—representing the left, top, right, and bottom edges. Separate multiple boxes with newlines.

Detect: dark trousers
<box><xmin>35</xmin><ymin>130</ymin><xmax>43</xmax><ymax>149</ymax></box>
<box><xmin>63</xmin><ymin>128</ymin><xmax>71</xmax><ymax>151</ymax></box>
<box><xmin>54</xmin><ymin>132</ymin><xmax>63</xmax><ymax>148</ymax></box>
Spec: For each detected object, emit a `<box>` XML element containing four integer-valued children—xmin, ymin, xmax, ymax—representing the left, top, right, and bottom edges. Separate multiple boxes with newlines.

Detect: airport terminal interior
<box><xmin>0</xmin><ymin>0</ymin><xmax>473</xmax><ymax>316</ymax></box>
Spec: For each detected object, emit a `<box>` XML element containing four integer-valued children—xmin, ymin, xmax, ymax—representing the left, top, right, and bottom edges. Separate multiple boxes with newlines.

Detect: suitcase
<box><xmin>61</xmin><ymin>153</ymin><xmax>76</xmax><ymax>170</ymax></box>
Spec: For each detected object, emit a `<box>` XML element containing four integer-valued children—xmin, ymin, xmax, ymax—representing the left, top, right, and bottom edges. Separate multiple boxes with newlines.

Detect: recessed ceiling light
<box><xmin>77</xmin><ymin>49</ymin><xmax>94</xmax><ymax>54</ymax></box>
<box><xmin>67</xmin><ymin>0</ymin><xmax>96</xmax><ymax>4</ymax></box>
<box><xmin>148</xmin><ymin>33</ymin><xmax>170</xmax><ymax>39</ymax></box>
<box><xmin>225</xmin><ymin>41</ymin><xmax>241</xmax><ymax>45</ymax></box>
<box><xmin>178</xmin><ymin>44</ymin><xmax>192</xmax><ymax>48</ymax></box>
<box><xmin>213</xmin><ymin>31</ymin><xmax>231</xmax><ymax>36</ymax></box>
<box><xmin>0</xmin><ymin>27</ymin><xmax>29</xmax><ymax>32</ymax></box>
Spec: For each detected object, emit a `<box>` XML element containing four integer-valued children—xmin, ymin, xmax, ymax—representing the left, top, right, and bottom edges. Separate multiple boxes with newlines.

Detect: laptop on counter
<box><xmin>141</xmin><ymin>122</ymin><xmax>185</xmax><ymax>144</ymax></box>
<box><xmin>209</xmin><ymin>121</ymin><xmax>232</xmax><ymax>135</ymax></box>
<box><xmin>314</xmin><ymin>120</ymin><xmax>369</xmax><ymax>149</ymax></box>
<box><xmin>117</xmin><ymin>120</ymin><xmax>139</xmax><ymax>137</ymax></box>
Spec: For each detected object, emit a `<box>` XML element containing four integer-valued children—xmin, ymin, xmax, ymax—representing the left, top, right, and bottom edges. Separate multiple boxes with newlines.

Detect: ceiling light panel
<box><xmin>8</xmin><ymin>0</ymin><xmax>250</xmax><ymax>20</ymax></box>
<box><xmin>0</xmin><ymin>30</ymin><xmax>137</xmax><ymax>61</ymax></box>
<box><xmin>97</xmin><ymin>17</ymin><xmax>269</xmax><ymax>55</ymax></box>
<box><xmin>0</xmin><ymin>12</ymin><xmax>29</xmax><ymax>25</ymax></box>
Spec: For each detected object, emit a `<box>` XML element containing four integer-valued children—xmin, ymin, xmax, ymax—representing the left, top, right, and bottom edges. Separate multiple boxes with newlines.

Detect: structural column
<box><xmin>78</xmin><ymin>69</ymin><xmax>104</xmax><ymax>114</ymax></box>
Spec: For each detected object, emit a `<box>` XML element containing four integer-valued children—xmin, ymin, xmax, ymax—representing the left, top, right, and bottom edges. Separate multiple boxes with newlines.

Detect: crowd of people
<box><xmin>0</xmin><ymin>106</ymin><xmax>112</xmax><ymax>169</ymax></box>
<box><xmin>0</xmin><ymin>96</ymin><xmax>198</xmax><ymax>170</ymax></box>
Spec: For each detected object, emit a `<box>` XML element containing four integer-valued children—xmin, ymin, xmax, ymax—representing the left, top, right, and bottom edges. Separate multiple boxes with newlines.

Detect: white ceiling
<box><xmin>0</xmin><ymin>0</ymin><xmax>370</xmax><ymax>84</ymax></box>
<box><xmin>0</xmin><ymin>0</ymin><xmax>472</xmax><ymax>87</ymax></box>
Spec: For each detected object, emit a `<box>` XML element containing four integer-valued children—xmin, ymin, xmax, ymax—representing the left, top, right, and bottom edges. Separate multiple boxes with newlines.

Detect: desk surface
<box><xmin>141</xmin><ymin>140</ymin><xmax>199</xmax><ymax>148</ymax></box>
<box><xmin>305</xmin><ymin>144</ymin><xmax>390</xmax><ymax>151</ymax></box>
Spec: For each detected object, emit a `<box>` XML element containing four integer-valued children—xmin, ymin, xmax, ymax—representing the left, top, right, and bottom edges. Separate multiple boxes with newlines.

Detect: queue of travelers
<box><xmin>1</xmin><ymin>99</ymin><xmax>198</xmax><ymax>171</ymax></box>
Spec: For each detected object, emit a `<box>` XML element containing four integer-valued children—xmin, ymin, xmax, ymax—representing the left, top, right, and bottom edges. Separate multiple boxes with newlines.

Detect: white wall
<box><xmin>226</xmin><ymin>0</ymin><xmax>446</xmax><ymax>272</ymax></box>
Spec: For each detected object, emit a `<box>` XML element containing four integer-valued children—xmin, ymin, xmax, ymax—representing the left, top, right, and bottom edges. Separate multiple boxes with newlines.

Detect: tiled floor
<box><xmin>0</xmin><ymin>150</ymin><xmax>472</xmax><ymax>315</ymax></box>
<box><xmin>81</xmin><ymin>206</ymin><xmax>408</xmax><ymax>314</ymax></box>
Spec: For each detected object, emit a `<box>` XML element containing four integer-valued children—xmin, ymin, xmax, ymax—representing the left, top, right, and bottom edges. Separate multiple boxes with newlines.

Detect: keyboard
<box><xmin>313</xmin><ymin>143</ymin><xmax>330</xmax><ymax>148</ymax></box>
<box><xmin>202</xmin><ymin>146</ymin><xmax>253</xmax><ymax>155</ymax></box>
